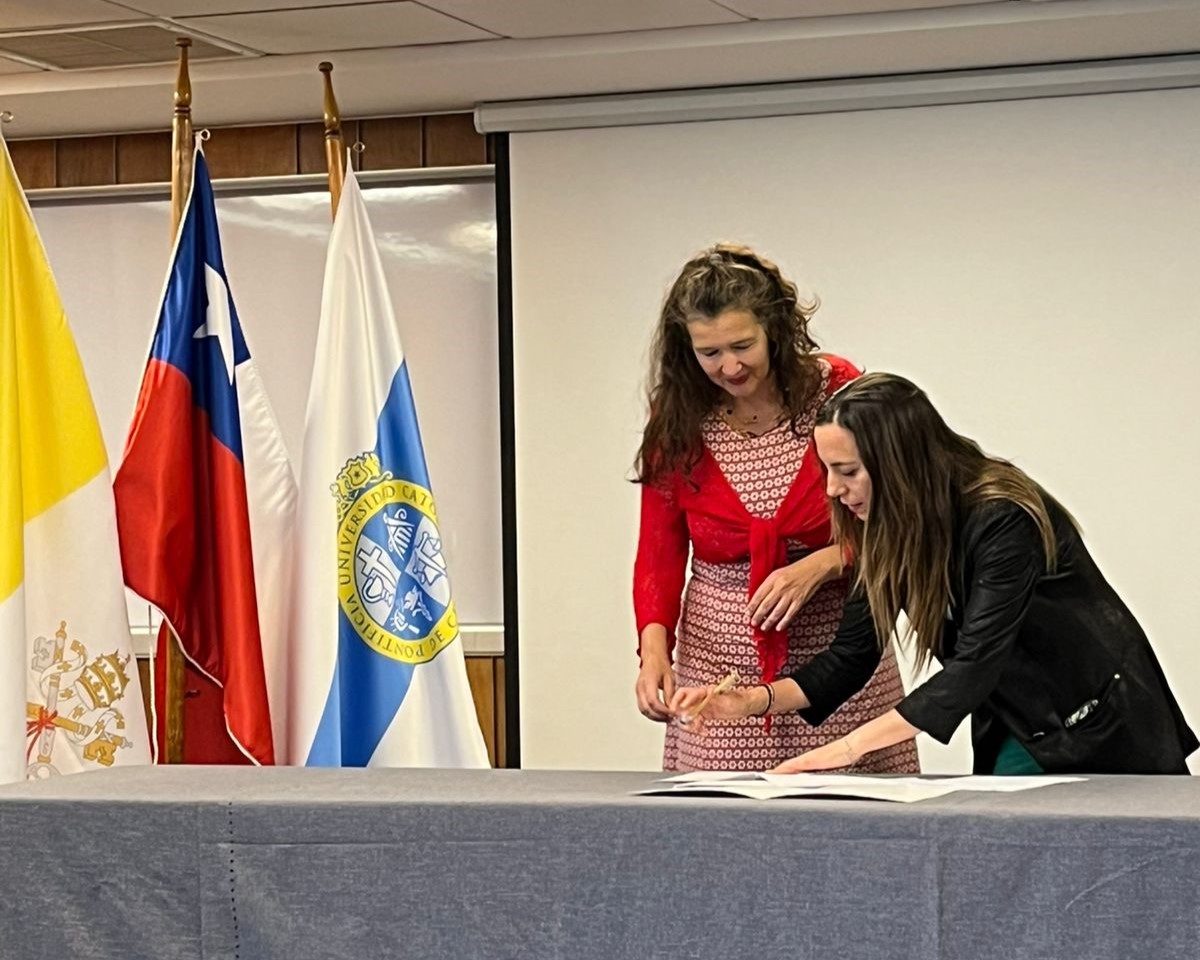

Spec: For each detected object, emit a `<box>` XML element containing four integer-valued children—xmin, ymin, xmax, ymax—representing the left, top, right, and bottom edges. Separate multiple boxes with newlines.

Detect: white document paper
<box><xmin>637</xmin><ymin>771</ymin><xmax>1082</xmax><ymax>803</ymax></box>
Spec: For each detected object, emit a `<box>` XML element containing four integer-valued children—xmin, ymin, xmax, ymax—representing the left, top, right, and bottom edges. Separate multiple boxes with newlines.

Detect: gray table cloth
<box><xmin>0</xmin><ymin>767</ymin><xmax>1196</xmax><ymax>960</ymax></box>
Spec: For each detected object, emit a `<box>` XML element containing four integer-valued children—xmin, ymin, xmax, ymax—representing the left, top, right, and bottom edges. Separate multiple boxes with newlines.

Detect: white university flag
<box><xmin>288</xmin><ymin>168</ymin><xmax>488</xmax><ymax>768</ymax></box>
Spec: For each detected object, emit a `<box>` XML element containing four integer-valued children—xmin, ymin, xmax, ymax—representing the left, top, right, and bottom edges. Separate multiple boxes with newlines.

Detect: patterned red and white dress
<box><xmin>634</xmin><ymin>355</ymin><xmax>918</xmax><ymax>773</ymax></box>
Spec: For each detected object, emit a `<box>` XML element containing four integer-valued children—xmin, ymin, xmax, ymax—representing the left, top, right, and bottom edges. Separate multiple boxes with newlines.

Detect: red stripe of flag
<box><xmin>116</xmin><ymin>359</ymin><xmax>274</xmax><ymax>764</ymax></box>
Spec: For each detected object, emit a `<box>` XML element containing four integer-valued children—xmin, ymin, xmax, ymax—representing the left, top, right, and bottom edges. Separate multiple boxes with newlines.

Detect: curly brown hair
<box><xmin>635</xmin><ymin>243</ymin><xmax>823</xmax><ymax>485</ymax></box>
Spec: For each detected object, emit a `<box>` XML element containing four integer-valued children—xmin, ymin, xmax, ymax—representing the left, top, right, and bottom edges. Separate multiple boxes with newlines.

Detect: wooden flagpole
<box><xmin>163</xmin><ymin>37</ymin><xmax>193</xmax><ymax>764</ymax></box>
<box><xmin>319</xmin><ymin>61</ymin><xmax>346</xmax><ymax>219</ymax></box>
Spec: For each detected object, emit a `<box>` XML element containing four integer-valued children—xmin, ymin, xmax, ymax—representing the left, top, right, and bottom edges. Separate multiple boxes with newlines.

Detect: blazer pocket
<box><xmin>1028</xmin><ymin>672</ymin><xmax>1133</xmax><ymax>772</ymax></box>
<box><xmin>1063</xmin><ymin>671</ymin><xmax>1123</xmax><ymax>730</ymax></box>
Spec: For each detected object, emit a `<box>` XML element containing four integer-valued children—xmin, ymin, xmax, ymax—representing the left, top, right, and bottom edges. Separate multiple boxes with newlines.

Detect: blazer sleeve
<box><xmin>633</xmin><ymin>476</ymin><xmax>689</xmax><ymax>656</ymax></box>
<box><xmin>787</xmin><ymin>585</ymin><xmax>883</xmax><ymax>725</ymax></box>
<box><xmin>895</xmin><ymin>501</ymin><xmax>1044</xmax><ymax>743</ymax></box>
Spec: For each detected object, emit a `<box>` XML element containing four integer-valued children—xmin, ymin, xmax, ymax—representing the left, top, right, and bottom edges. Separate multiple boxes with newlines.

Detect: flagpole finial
<box><xmin>319</xmin><ymin>60</ymin><xmax>346</xmax><ymax>220</ymax></box>
<box><xmin>174</xmin><ymin>37</ymin><xmax>192</xmax><ymax>113</ymax></box>
<box><xmin>170</xmin><ymin>36</ymin><xmax>195</xmax><ymax>239</ymax></box>
<box><xmin>319</xmin><ymin>62</ymin><xmax>341</xmax><ymax>138</ymax></box>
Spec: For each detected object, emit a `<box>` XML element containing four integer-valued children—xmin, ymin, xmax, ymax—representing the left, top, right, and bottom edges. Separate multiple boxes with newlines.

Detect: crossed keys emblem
<box><xmin>25</xmin><ymin>621</ymin><xmax>134</xmax><ymax>780</ymax></box>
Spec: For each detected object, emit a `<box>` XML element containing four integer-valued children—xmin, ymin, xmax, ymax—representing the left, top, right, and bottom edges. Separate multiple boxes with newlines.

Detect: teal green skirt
<box><xmin>992</xmin><ymin>735</ymin><xmax>1044</xmax><ymax>775</ymax></box>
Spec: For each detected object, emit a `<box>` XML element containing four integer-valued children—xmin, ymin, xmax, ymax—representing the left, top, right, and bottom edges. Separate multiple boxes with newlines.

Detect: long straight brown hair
<box><xmin>636</xmin><ymin>244</ymin><xmax>823</xmax><ymax>485</ymax></box>
<box><xmin>817</xmin><ymin>373</ymin><xmax>1065</xmax><ymax>666</ymax></box>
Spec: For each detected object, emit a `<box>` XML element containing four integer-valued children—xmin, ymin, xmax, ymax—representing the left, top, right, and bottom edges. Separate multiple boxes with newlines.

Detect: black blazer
<box><xmin>790</xmin><ymin>497</ymin><xmax>1198</xmax><ymax>774</ymax></box>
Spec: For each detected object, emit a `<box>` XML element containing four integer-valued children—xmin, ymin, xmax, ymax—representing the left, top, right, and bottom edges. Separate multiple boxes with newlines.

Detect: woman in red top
<box><xmin>633</xmin><ymin>244</ymin><xmax>917</xmax><ymax>772</ymax></box>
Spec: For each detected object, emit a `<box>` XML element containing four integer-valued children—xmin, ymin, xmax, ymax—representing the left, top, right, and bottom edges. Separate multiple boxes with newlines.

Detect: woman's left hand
<box><xmin>769</xmin><ymin>737</ymin><xmax>858</xmax><ymax>774</ymax></box>
<box><xmin>772</xmin><ymin>711</ymin><xmax>917</xmax><ymax>773</ymax></box>
<box><xmin>749</xmin><ymin>547</ymin><xmax>841</xmax><ymax>632</ymax></box>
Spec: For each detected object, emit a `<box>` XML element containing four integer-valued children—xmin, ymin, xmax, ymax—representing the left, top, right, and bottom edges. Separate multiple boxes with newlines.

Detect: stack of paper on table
<box><xmin>636</xmin><ymin>771</ymin><xmax>1082</xmax><ymax>803</ymax></box>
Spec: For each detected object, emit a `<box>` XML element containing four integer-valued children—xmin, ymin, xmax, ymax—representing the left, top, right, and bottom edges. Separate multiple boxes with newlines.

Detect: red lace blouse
<box><xmin>633</xmin><ymin>355</ymin><xmax>861</xmax><ymax>683</ymax></box>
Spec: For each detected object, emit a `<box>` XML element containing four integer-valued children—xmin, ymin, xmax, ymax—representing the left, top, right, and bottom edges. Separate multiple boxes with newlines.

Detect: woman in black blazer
<box><xmin>672</xmin><ymin>373</ymin><xmax>1197</xmax><ymax>774</ymax></box>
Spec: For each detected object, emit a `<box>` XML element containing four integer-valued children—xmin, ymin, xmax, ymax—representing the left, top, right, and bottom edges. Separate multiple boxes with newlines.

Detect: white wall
<box><xmin>510</xmin><ymin>87</ymin><xmax>1200</xmax><ymax>772</ymax></box>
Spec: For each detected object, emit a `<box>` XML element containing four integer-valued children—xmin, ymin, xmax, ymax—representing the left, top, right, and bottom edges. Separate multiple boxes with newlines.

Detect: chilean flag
<box><xmin>114</xmin><ymin>145</ymin><xmax>296</xmax><ymax>765</ymax></box>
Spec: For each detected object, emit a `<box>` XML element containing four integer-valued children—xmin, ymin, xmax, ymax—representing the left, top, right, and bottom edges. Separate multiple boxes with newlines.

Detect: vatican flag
<box><xmin>0</xmin><ymin>131</ymin><xmax>150</xmax><ymax>784</ymax></box>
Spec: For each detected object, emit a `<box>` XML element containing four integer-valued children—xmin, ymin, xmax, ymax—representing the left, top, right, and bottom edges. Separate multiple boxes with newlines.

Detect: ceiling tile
<box><xmin>418</xmin><ymin>0</ymin><xmax>744</xmax><ymax>39</ymax></box>
<box><xmin>0</xmin><ymin>0</ymin><xmax>142</xmax><ymax>30</ymax></box>
<box><xmin>179</xmin><ymin>2</ymin><xmax>495</xmax><ymax>55</ymax></box>
<box><xmin>0</xmin><ymin>33</ymin><xmax>149</xmax><ymax>67</ymax></box>
<box><xmin>0</xmin><ymin>55</ymin><xmax>43</xmax><ymax>74</ymax></box>
<box><xmin>0</xmin><ymin>26</ymin><xmax>241</xmax><ymax>69</ymax></box>
<box><xmin>718</xmin><ymin>0</ymin><xmax>995</xmax><ymax>18</ymax></box>
<box><xmin>118</xmin><ymin>0</ymin><xmax>396</xmax><ymax>16</ymax></box>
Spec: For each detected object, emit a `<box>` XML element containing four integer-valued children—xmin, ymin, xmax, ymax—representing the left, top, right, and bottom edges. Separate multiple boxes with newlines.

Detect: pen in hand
<box><xmin>678</xmin><ymin>669</ymin><xmax>740</xmax><ymax>725</ymax></box>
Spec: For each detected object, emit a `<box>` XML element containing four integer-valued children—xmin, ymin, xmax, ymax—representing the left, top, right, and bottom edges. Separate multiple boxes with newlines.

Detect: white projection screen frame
<box><xmin>31</xmin><ymin>177</ymin><xmax>503</xmax><ymax>637</ymax></box>
<box><xmin>508</xmin><ymin>86</ymin><xmax>1200</xmax><ymax>773</ymax></box>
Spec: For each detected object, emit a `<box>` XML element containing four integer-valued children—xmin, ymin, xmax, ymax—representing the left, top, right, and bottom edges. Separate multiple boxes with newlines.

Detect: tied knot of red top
<box><xmin>749</xmin><ymin>515</ymin><xmax>789</xmax><ymax>732</ymax></box>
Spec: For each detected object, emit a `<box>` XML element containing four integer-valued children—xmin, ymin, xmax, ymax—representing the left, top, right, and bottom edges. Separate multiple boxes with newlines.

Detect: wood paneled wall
<box><xmin>137</xmin><ymin>655</ymin><xmax>505</xmax><ymax>766</ymax></box>
<box><xmin>465</xmin><ymin>656</ymin><xmax>506</xmax><ymax>768</ymax></box>
<box><xmin>26</xmin><ymin>110</ymin><xmax>507</xmax><ymax>765</ymax></box>
<box><xmin>8</xmin><ymin>112</ymin><xmax>489</xmax><ymax>188</ymax></box>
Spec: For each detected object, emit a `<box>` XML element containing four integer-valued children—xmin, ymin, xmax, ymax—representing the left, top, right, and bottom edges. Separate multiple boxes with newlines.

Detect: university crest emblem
<box><xmin>332</xmin><ymin>452</ymin><xmax>458</xmax><ymax>664</ymax></box>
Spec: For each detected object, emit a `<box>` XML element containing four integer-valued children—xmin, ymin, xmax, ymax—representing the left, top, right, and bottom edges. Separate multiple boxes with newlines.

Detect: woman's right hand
<box><xmin>669</xmin><ymin>684</ymin><xmax>761</xmax><ymax>736</ymax></box>
<box><xmin>635</xmin><ymin>654</ymin><xmax>677</xmax><ymax>722</ymax></box>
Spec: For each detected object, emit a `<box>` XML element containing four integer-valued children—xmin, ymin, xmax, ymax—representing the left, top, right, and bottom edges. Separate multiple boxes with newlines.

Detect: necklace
<box><xmin>720</xmin><ymin>404</ymin><xmax>786</xmax><ymax>437</ymax></box>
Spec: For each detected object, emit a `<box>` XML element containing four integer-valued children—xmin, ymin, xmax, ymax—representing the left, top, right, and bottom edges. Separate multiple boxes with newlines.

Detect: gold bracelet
<box><xmin>840</xmin><ymin>738</ymin><xmax>856</xmax><ymax>767</ymax></box>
